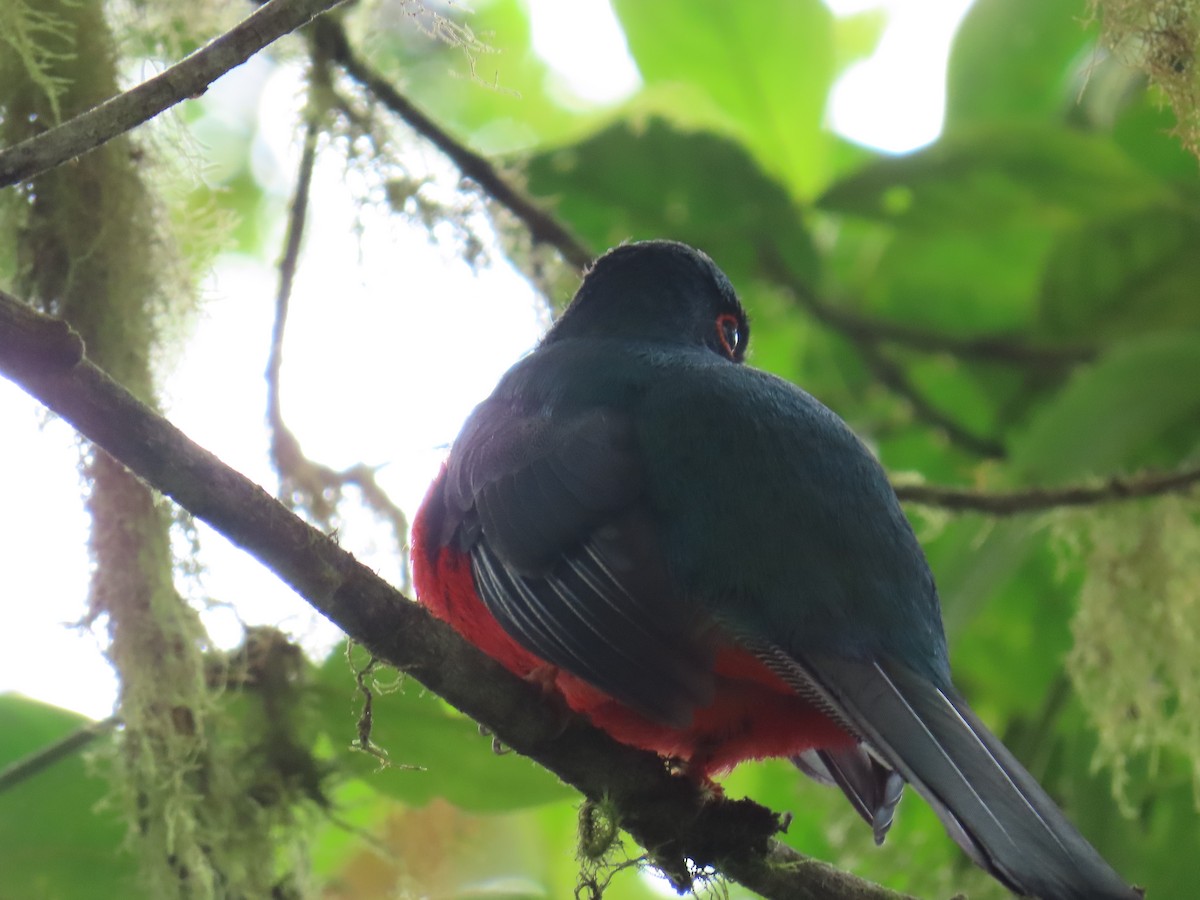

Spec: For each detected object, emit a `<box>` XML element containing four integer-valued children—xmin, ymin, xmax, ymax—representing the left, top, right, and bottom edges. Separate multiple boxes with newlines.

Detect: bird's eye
<box><xmin>715</xmin><ymin>313</ymin><xmax>742</xmax><ymax>359</ymax></box>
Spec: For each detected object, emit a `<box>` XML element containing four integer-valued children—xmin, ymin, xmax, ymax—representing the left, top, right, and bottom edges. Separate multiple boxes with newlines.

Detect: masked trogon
<box><xmin>412</xmin><ymin>240</ymin><xmax>1139</xmax><ymax>900</ymax></box>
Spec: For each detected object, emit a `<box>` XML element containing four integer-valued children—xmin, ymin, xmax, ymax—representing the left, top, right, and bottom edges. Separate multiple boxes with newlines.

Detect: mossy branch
<box><xmin>312</xmin><ymin>17</ymin><xmax>595</xmax><ymax>270</ymax></box>
<box><xmin>0</xmin><ymin>0</ymin><xmax>347</xmax><ymax>187</ymax></box>
<box><xmin>0</xmin><ymin>288</ymin><xmax>917</xmax><ymax>900</ymax></box>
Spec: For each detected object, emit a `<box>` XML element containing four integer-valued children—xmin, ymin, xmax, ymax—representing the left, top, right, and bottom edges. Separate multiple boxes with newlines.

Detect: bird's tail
<box><xmin>757</xmin><ymin>645</ymin><xmax>1141</xmax><ymax>900</ymax></box>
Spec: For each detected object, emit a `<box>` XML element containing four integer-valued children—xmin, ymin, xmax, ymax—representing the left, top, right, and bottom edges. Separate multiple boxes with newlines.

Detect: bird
<box><xmin>411</xmin><ymin>240</ymin><xmax>1140</xmax><ymax>899</ymax></box>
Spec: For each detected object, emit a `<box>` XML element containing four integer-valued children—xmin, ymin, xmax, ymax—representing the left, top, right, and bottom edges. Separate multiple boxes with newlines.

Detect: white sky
<box><xmin>0</xmin><ymin>0</ymin><xmax>975</xmax><ymax>721</ymax></box>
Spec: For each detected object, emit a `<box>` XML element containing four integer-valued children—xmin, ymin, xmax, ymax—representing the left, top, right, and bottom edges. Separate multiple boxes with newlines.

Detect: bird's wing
<box><xmin>754</xmin><ymin>644</ymin><xmax>1140</xmax><ymax>900</ymax></box>
<box><xmin>436</xmin><ymin>399</ymin><xmax>714</xmax><ymax>725</ymax></box>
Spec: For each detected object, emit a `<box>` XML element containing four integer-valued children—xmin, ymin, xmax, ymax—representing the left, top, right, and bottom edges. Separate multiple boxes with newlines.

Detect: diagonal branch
<box><xmin>312</xmin><ymin>17</ymin><xmax>595</xmax><ymax>271</ymax></box>
<box><xmin>0</xmin><ymin>0</ymin><xmax>346</xmax><ymax>187</ymax></box>
<box><xmin>0</xmin><ymin>290</ymin><xmax>916</xmax><ymax>900</ymax></box>
<box><xmin>855</xmin><ymin>340</ymin><xmax>1007</xmax><ymax>460</ymax></box>
<box><xmin>765</xmin><ymin>254</ymin><xmax>1097</xmax><ymax>369</ymax></box>
<box><xmin>0</xmin><ymin>717</ymin><xmax>118</xmax><ymax>796</ymax></box>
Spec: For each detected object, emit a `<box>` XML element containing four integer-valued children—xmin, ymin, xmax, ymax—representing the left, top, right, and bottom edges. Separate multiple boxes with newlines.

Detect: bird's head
<box><xmin>544</xmin><ymin>241</ymin><xmax>749</xmax><ymax>362</ymax></box>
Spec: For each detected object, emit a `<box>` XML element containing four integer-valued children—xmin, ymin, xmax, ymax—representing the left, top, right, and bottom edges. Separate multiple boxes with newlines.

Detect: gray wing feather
<box><xmin>757</xmin><ymin>645</ymin><xmax>1140</xmax><ymax>900</ymax></box>
<box><xmin>791</xmin><ymin>747</ymin><xmax>904</xmax><ymax>844</ymax></box>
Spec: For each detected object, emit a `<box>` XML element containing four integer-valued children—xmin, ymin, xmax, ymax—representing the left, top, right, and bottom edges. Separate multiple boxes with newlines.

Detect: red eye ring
<box><xmin>715</xmin><ymin>313</ymin><xmax>741</xmax><ymax>359</ymax></box>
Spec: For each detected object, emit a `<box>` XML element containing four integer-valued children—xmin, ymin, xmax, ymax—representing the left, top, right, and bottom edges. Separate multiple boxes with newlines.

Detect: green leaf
<box><xmin>832</xmin><ymin>8</ymin><xmax>888</xmax><ymax>76</ymax></box>
<box><xmin>868</xmin><ymin>224</ymin><xmax>1055</xmax><ymax>333</ymax></box>
<box><xmin>0</xmin><ymin>695</ymin><xmax>134</xmax><ymax>899</ymax></box>
<box><xmin>932</xmin><ymin>332</ymin><xmax>1200</xmax><ymax>634</ymax></box>
<box><xmin>352</xmin><ymin>0</ymin><xmax>597</xmax><ymax>153</ymax></box>
<box><xmin>612</xmin><ymin>0</ymin><xmax>835</xmax><ymax>197</ymax></box>
<box><xmin>1111</xmin><ymin>90</ymin><xmax>1200</xmax><ymax>183</ymax></box>
<box><xmin>1011</xmin><ymin>331</ymin><xmax>1200</xmax><ymax>479</ymax></box>
<box><xmin>946</xmin><ymin>0</ymin><xmax>1096</xmax><ymax>126</ymax></box>
<box><xmin>820</xmin><ymin>124</ymin><xmax>1169</xmax><ymax>230</ymax></box>
<box><xmin>523</xmin><ymin>117</ymin><xmax>818</xmax><ymax>287</ymax></box>
<box><xmin>312</xmin><ymin>652</ymin><xmax>570</xmax><ymax>811</ymax></box>
<box><xmin>1039</xmin><ymin>207</ymin><xmax>1200</xmax><ymax>340</ymax></box>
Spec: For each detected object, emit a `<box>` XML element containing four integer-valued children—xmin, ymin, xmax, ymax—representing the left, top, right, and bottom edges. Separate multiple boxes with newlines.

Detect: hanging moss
<box><xmin>1057</xmin><ymin>497</ymin><xmax>1200</xmax><ymax>813</ymax></box>
<box><xmin>0</xmin><ymin>0</ymin><xmax>76</xmax><ymax>124</ymax></box>
<box><xmin>0</xmin><ymin>1</ymin><xmax>314</xmax><ymax>896</ymax></box>
<box><xmin>1090</xmin><ymin>1</ymin><xmax>1200</xmax><ymax>160</ymax></box>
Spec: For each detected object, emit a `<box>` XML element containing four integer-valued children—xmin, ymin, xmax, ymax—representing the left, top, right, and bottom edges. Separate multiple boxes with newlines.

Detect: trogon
<box><xmin>412</xmin><ymin>240</ymin><xmax>1139</xmax><ymax>899</ymax></box>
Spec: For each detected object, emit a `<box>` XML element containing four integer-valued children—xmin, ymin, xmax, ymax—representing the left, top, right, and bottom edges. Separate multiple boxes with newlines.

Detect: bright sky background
<box><xmin>0</xmin><ymin>0</ymin><xmax>975</xmax><ymax>721</ymax></box>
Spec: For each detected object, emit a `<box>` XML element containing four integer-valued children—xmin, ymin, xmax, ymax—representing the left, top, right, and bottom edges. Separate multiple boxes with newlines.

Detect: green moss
<box><xmin>1057</xmin><ymin>497</ymin><xmax>1200</xmax><ymax>812</ymax></box>
<box><xmin>0</xmin><ymin>0</ymin><xmax>77</xmax><ymax>124</ymax></box>
<box><xmin>1090</xmin><ymin>1</ymin><xmax>1200</xmax><ymax>160</ymax></box>
<box><xmin>0</xmin><ymin>1</ymin><xmax>314</xmax><ymax>896</ymax></box>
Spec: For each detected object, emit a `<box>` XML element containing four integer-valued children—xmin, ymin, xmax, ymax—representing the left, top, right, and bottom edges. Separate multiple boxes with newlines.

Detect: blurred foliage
<box><xmin>3</xmin><ymin>0</ymin><xmax>1200</xmax><ymax>898</ymax></box>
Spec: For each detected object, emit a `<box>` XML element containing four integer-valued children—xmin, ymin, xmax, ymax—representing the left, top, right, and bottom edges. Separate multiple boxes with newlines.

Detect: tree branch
<box><xmin>855</xmin><ymin>340</ymin><xmax>1007</xmax><ymax>460</ymax></box>
<box><xmin>312</xmin><ymin>17</ymin><xmax>595</xmax><ymax>271</ymax></box>
<box><xmin>0</xmin><ymin>290</ymin><xmax>916</xmax><ymax>900</ymax></box>
<box><xmin>0</xmin><ymin>0</ymin><xmax>347</xmax><ymax>187</ymax></box>
<box><xmin>766</xmin><ymin>257</ymin><xmax>1097</xmax><ymax>369</ymax></box>
<box><xmin>894</xmin><ymin>467</ymin><xmax>1200</xmax><ymax>514</ymax></box>
<box><xmin>0</xmin><ymin>717</ymin><xmax>118</xmax><ymax>796</ymax></box>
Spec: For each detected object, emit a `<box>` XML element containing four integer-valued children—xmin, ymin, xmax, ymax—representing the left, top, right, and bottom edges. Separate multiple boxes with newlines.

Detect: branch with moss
<box><xmin>0</xmin><ymin>0</ymin><xmax>346</xmax><ymax>187</ymax></box>
<box><xmin>1</xmin><ymin>289</ymin><xmax>918</xmax><ymax>900</ymax></box>
<box><xmin>312</xmin><ymin>17</ymin><xmax>595</xmax><ymax>271</ymax></box>
<box><xmin>8</xmin><ymin>284</ymin><xmax>1197</xmax><ymax>893</ymax></box>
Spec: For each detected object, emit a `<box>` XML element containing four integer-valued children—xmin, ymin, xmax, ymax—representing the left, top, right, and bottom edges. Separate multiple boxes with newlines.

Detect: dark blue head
<box><xmin>544</xmin><ymin>241</ymin><xmax>750</xmax><ymax>363</ymax></box>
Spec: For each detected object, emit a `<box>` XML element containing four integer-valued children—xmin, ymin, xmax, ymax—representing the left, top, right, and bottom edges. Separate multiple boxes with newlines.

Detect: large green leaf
<box><xmin>946</xmin><ymin>0</ymin><xmax>1096</xmax><ymax>126</ymax></box>
<box><xmin>867</xmin><ymin>223</ymin><xmax>1056</xmax><ymax>333</ymax></box>
<box><xmin>523</xmin><ymin>117</ymin><xmax>819</xmax><ymax>287</ymax></box>
<box><xmin>312</xmin><ymin>651</ymin><xmax>570</xmax><ymax>812</ymax></box>
<box><xmin>820</xmin><ymin>125</ymin><xmax>1169</xmax><ymax>230</ymax></box>
<box><xmin>0</xmin><ymin>695</ymin><xmax>134</xmax><ymax>900</ymax></box>
<box><xmin>1011</xmin><ymin>331</ymin><xmax>1200</xmax><ymax>478</ymax></box>
<box><xmin>612</xmin><ymin>0</ymin><xmax>835</xmax><ymax>197</ymax></box>
<box><xmin>1038</xmin><ymin>207</ymin><xmax>1200</xmax><ymax>340</ymax></box>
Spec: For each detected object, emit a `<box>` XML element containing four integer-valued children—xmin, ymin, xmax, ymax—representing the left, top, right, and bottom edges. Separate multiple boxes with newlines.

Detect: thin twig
<box><xmin>894</xmin><ymin>465</ymin><xmax>1200</xmax><ymax>514</ymax></box>
<box><xmin>0</xmin><ymin>717</ymin><xmax>118</xmax><ymax>796</ymax></box>
<box><xmin>1</xmin><ymin>287</ymin><xmax>916</xmax><ymax>900</ymax></box>
<box><xmin>0</xmin><ymin>0</ymin><xmax>346</xmax><ymax>187</ymax></box>
<box><xmin>264</xmin><ymin>69</ymin><xmax>412</xmax><ymax>585</ymax></box>
<box><xmin>761</xmin><ymin>249</ymin><xmax>1097</xmax><ymax>369</ymax></box>
<box><xmin>857</xmin><ymin>340</ymin><xmax>1006</xmax><ymax>460</ymax></box>
<box><xmin>266</xmin><ymin>97</ymin><xmax>320</xmax><ymax>438</ymax></box>
<box><xmin>312</xmin><ymin>18</ymin><xmax>594</xmax><ymax>271</ymax></box>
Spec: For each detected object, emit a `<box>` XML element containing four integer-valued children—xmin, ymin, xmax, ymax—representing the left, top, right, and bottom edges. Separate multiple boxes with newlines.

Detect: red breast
<box><xmin>412</xmin><ymin>467</ymin><xmax>854</xmax><ymax>778</ymax></box>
